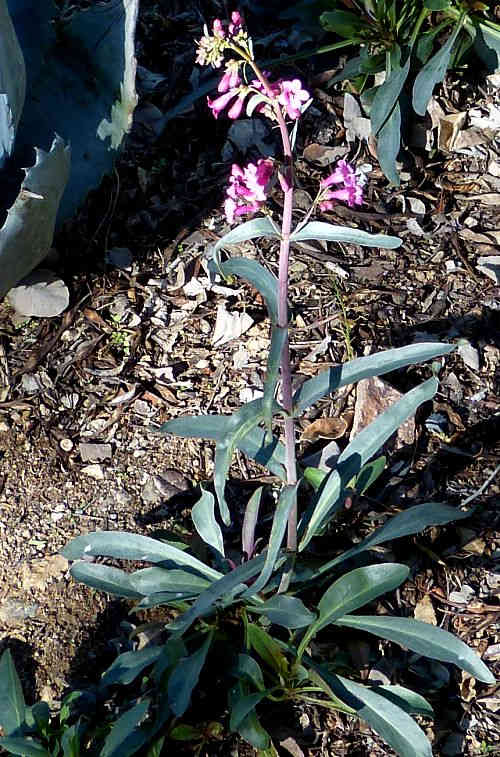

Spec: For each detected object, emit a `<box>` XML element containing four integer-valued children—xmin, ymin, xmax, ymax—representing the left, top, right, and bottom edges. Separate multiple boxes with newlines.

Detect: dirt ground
<box><xmin>0</xmin><ymin>1</ymin><xmax>499</xmax><ymax>755</ymax></box>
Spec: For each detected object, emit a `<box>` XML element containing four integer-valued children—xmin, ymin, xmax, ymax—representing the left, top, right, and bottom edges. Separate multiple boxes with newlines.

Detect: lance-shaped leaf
<box><xmin>244</xmin><ymin>483</ymin><xmax>299</xmax><ymax>596</ymax></box>
<box><xmin>299</xmin><ymin>377</ymin><xmax>439</xmax><ymax>549</ymax></box>
<box><xmin>62</xmin><ymin>531</ymin><xmax>223</xmax><ymax>581</ymax></box>
<box><xmin>191</xmin><ymin>488</ymin><xmax>224</xmax><ymax>557</ymax></box>
<box><xmin>228</xmin><ymin>683</ymin><xmax>270</xmax><ymax>750</ymax></box>
<box><xmin>290</xmin><ymin>221</ymin><xmax>401</xmax><ymax>249</ymax></box>
<box><xmin>0</xmin><ymin>650</ymin><xmax>26</xmax><ymax>737</ymax></box>
<box><xmin>249</xmin><ymin>595</ymin><xmax>315</xmax><ymax>629</ymax></box>
<box><xmin>299</xmin><ymin>564</ymin><xmax>408</xmax><ymax>654</ymax></box>
<box><xmin>311</xmin><ymin>668</ymin><xmax>432</xmax><ymax>757</ymax></box>
<box><xmin>0</xmin><ymin>0</ymin><xmax>25</xmax><ymax>168</ymax></box>
<box><xmin>212</xmin><ymin>217</ymin><xmax>280</xmax><ymax>269</ymax></box>
<box><xmin>101</xmin><ymin>699</ymin><xmax>150</xmax><ymax>757</ymax></box>
<box><xmin>69</xmin><ymin>562</ymin><xmax>144</xmax><ymax>599</ymax></box>
<box><xmin>315</xmin><ymin>502</ymin><xmax>472</xmax><ymax>577</ymax></box>
<box><xmin>219</xmin><ymin>257</ymin><xmax>280</xmax><ymax>324</ymax></box>
<box><xmin>413</xmin><ymin>17</ymin><xmax>465</xmax><ymax>115</ymax></box>
<box><xmin>262</xmin><ymin>326</ymin><xmax>287</xmax><ymax>436</ymax></box>
<box><xmin>168</xmin><ymin>554</ymin><xmax>267</xmax><ymax>635</ymax></box>
<box><xmin>128</xmin><ymin>567</ymin><xmax>211</xmax><ymax>596</ymax></box>
<box><xmin>375</xmin><ymin>685</ymin><xmax>433</xmax><ymax>717</ymax></box>
<box><xmin>0</xmin><ymin>738</ymin><xmax>49</xmax><ymax>757</ymax></box>
<box><xmin>229</xmin><ymin>690</ymin><xmax>270</xmax><ymax>732</ymax></box>
<box><xmin>238</xmin><ymin>426</ymin><xmax>287</xmax><ymax>480</ymax></box>
<box><xmin>242</xmin><ymin>487</ymin><xmax>263</xmax><ymax>560</ymax></box>
<box><xmin>157</xmin><ymin>414</ymin><xmax>232</xmax><ymax>443</ymax></box>
<box><xmin>0</xmin><ymin>137</ymin><xmax>70</xmax><ymax>300</ymax></box>
<box><xmin>231</xmin><ymin>654</ymin><xmax>265</xmax><ymax>691</ymax></box>
<box><xmin>168</xmin><ymin>633</ymin><xmax>213</xmax><ymax>716</ymax></box>
<box><xmin>370</xmin><ymin>46</ymin><xmax>410</xmax><ymax>136</ymax></box>
<box><xmin>293</xmin><ymin>342</ymin><xmax>454</xmax><ymax>414</ymax></box>
<box><xmin>376</xmin><ymin>99</ymin><xmax>401</xmax><ymax>186</ymax></box>
<box><xmin>334</xmin><ymin>616</ymin><xmax>495</xmax><ymax>683</ymax></box>
<box><xmin>101</xmin><ymin>647</ymin><xmax>163</xmax><ymax>688</ymax></box>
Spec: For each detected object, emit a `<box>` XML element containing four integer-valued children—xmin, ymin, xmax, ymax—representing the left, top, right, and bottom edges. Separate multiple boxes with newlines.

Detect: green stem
<box><xmin>409</xmin><ymin>7</ymin><xmax>431</xmax><ymax>49</ymax></box>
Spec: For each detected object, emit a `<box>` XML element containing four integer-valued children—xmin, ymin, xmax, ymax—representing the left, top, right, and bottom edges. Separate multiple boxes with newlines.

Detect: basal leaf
<box><xmin>376</xmin><ymin>99</ymin><xmax>401</xmax><ymax>186</ymax></box>
<box><xmin>246</xmin><ymin>623</ymin><xmax>288</xmax><ymax>677</ymax></box>
<box><xmin>242</xmin><ymin>487</ymin><xmax>263</xmax><ymax>560</ymax></box>
<box><xmin>128</xmin><ymin>567</ymin><xmax>211</xmax><ymax>596</ymax></box>
<box><xmin>167</xmin><ymin>634</ymin><xmax>213</xmax><ymax>717</ymax></box>
<box><xmin>229</xmin><ymin>690</ymin><xmax>269</xmax><ymax>731</ymax></box>
<box><xmin>157</xmin><ymin>414</ymin><xmax>231</xmax><ymax>443</ymax></box>
<box><xmin>290</xmin><ymin>221</ymin><xmax>401</xmax><ymax>249</ymax></box>
<box><xmin>355</xmin><ymin>455</ymin><xmax>386</xmax><ymax>495</ymax></box>
<box><xmin>0</xmin><ymin>738</ymin><xmax>50</xmax><ymax>757</ymax></box>
<box><xmin>320</xmin><ymin>10</ymin><xmax>367</xmax><ymax>39</ymax></box>
<box><xmin>231</xmin><ymin>654</ymin><xmax>266</xmax><ymax>691</ymax></box>
<box><xmin>293</xmin><ymin>343</ymin><xmax>454</xmax><ymax>414</ymax></box>
<box><xmin>0</xmin><ymin>650</ymin><xmax>26</xmax><ymax>737</ymax></box>
<box><xmin>237</xmin><ymin>426</ymin><xmax>287</xmax><ymax>480</ymax></box>
<box><xmin>101</xmin><ymin>648</ymin><xmax>163</xmax><ymax>688</ymax></box>
<box><xmin>212</xmin><ymin>218</ymin><xmax>280</xmax><ymax>269</ymax></box>
<box><xmin>101</xmin><ymin>699</ymin><xmax>150</xmax><ymax>757</ymax></box>
<box><xmin>413</xmin><ymin>17</ymin><xmax>465</xmax><ymax>115</ymax></box>
<box><xmin>334</xmin><ymin>616</ymin><xmax>495</xmax><ymax>683</ymax></box>
<box><xmin>191</xmin><ymin>488</ymin><xmax>224</xmax><ymax>557</ymax></box>
<box><xmin>69</xmin><ymin>563</ymin><xmax>144</xmax><ymax>599</ymax></box>
<box><xmin>375</xmin><ymin>685</ymin><xmax>434</xmax><ymax>717</ymax></box>
<box><xmin>370</xmin><ymin>46</ymin><xmax>410</xmax><ymax>136</ymax></box>
<box><xmin>62</xmin><ymin>531</ymin><xmax>223</xmax><ymax>581</ymax></box>
<box><xmin>228</xmin><ymin>683</ymin><xmax>270</xmax><ymax>750</ymax></box>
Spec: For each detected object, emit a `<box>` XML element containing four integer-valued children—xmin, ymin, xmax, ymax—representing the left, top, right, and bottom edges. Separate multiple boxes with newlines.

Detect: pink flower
<box><xmin>321</xmin><ymin>159</ymin><xmax>356</xmax><ymax>189</ymax></box>
<box><xmin>229</xmin><ymin>10</ymin><xmax>243</xmax><ymax>35</ymax></box>
<box><xmin>213</xmin><ymin>18</ymin><xmax>225</xmax><ymax>38</ymax></box>
<box><xmin>277</xmin><ymin>79</ymin><xmax>310</xmax><ymax>120</ymax></box>
<box><xmin>218</xmin><ymin>61</ymin><xmax>241</xmax><ymax>93</ymax></box>
<box><xmin>319</xmin><ymin>184</ymin><xmax>364</xmax><ymax>210</ymax></box>
<box><xmin>208</xmin><ymin>86</ymin><xmax>247</xmax><ymax>119</ymax></box>
<box><xmin>224</xmin><ymin>160</ymin><xmax>274</xmax><ymax>224</ymax></box>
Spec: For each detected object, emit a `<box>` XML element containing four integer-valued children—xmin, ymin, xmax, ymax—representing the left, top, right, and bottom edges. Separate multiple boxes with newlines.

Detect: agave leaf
<box><xmin>0</xmin><ymin>0</ymin><xmax>25</xmax><ymax>167</ymax></box>
<box><xmin>290</xmin><ymin>221</ymin><xmax>401</xmax><ymax>249</ymax></box>
<box><xmin>62</xmin><ymin>531</ymin><xmax>223</xmax><ymax>581</ymax></box>
<box><xmin>101</xmin><ymin>699</ymin><xmax>150</xmax><ymax>757</ymax></box>
<box><xmin>191</xmin><ymin>488</ymin><xmax>225</xmax><ymax>557</ymax></box>
<box><xmin>293</xmin><ymin>343</ymin><xmax>454</xmax><ymax>414</ymax></box>
<box><xmin>319</xmin><ymin>502</ymin><xmax>472</xmax><ymax>577</ymax></box>
<box><xmin>0</xmin><ymin>136</ymin><xmax>70</xmax><ymax>300</ymax></box>
<box><xmin>299</xmin><ymin>378</ymin><xmax>439</xmax><ymax>549</ymax></box>
<box><xmin>244</xmin><ymin>483</ymin><xmax>299</xmax><ymax>596</ymax></box>
<box><xmin>219</xmin><ymin>257</ymin><xmax>280</xmax><ymax>324</ymax></box>
<box><xmin>334</xmin><ymin>616</ymin><xmax>495</xmax><ymax>683</ymax></box>
<box><xmin>0</xmin><ymin>650</ymin><xmax>26</xmax><ymax>737</ymax></box>
<box><xmin>128</xmin><ymin>567</ymin><xmax>211</xmax><ymax>596</ymax></box>
<box><xmin>69</xmin><ymin>562</ymin><xmax>144</xmax><ymax>599</ymax></box>
<box><xmin>212</xmin><ymin>218</ymin><xmax>280</xmax><ymax>269</ymax></box>
<box><xmin>168</xmin><ymin>633</ymin><xmax>213</xmax><ymax>717</ymax></box>
<box><xmin>101</xmin><ymin>648</ymin><xmax>163</xmax><ymax>688</ymax></box>
<box><xmin>413</xmin><ymin>17</ymin><xmax>465</xmax><ymax>115</ymax></box>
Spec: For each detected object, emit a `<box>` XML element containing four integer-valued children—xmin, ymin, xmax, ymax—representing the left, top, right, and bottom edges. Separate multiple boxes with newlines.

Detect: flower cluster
<box><xmin>224</xmin><ymin>160</ymin><xmax>274</xmax><ymax>224</ymax></box>
<box><xmin>195</xmin><ymin>11</ymin><xmax>247</xmax><ymax>68</ymax></box>
<box><xmin>319</xmin><ymin>160</ymin><xmax>364</xmax><ymax>210</ymax></box>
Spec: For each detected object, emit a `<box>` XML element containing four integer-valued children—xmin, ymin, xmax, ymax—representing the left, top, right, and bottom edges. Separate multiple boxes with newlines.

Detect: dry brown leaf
<box><xmin>460</xmin><ymin>672</ymin><xmax>476</xmax><ymax>703</ymax></box>
<box><xmin>414</xmin><ymin>594</ymin><xmax>437</xmax><ymax>625</ymax></box>
<box><xmin>350</xmin><ymin>376</ymin><xmax>415</xmax><ymax>448</ymax></box>
<box><xmin>302</xmin><ymin>416</ymin><xmax>348</xmax><ymax>441</ymax></box>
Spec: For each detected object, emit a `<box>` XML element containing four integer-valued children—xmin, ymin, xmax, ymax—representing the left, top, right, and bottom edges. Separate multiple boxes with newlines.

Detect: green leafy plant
<box><xmin>0</xmin><ymin>0</ymin><xmax>138</xmax><ymax>300</ymax></box>
<box><xmin>286</xmin><ymin>0</ymin><xmax>500</xmax><ymax>183</ymax></box>
<box><xmin>1</xmin><ymin>9</ymin><xmax>493</xmax><ymax>757</ymax></box>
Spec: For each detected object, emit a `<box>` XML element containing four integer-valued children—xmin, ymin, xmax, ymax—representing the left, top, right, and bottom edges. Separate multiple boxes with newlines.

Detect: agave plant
<box><xmin>0</xmin><ymin>0</ymin><xmax>139</xmax><ymax>304</ymax></box>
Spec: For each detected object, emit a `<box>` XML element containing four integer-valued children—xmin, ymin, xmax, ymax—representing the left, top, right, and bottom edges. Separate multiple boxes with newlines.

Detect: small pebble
<box><xmin>60</xmin><ymin>438</ymin><xmax>73</xmax><ymax>452</ymax></box>
<box><xmin>81</xmin><ymin>464</ymin><xmax>105</xmax><ymax>480</ymax></box>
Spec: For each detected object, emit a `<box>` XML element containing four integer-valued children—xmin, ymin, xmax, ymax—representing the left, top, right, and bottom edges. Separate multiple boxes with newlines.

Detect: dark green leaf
<box><xmin>69</xmin><ymin>563</ymin><xmax>143</xmax><ymax>599</ymax></box>
<box><xmin>219</xmin><ymin>257</ymin><xmax>280</xmax><ymax>325</ymax></box>
<box><xmin>231</xmin><ymin>654</ymin><xmax>266</xmax><ymax>691</ymax></box>
<box><xmin>335</xmin><ymin>616</ymin><xmax>495</xmax><ymax>683</ymax></box>
<box><xmin>101</xmin><ymin>700</ymin><xmax>150</xmax><ymax>757</ymax></box>
<box><xmin>249</xmin><ymin>595</ymin><xmax>316</xmax><ymax>629</ymax></box>
<box><xmin>320</xmin><ymin>10</ymin><xmax>368</xmax><ymax>39</ymax></box>
<box><xmin>244</xmin><ymin>484</ymin><xmax>298</xmax><ymax>596</ymax></box>
<box><xmin>413</xmin><ymin>19</ymin><xmax>464</xmax><ymax>115</ymax></box>
<box><xmin>168</xmin><ymin>634</ymin><xmax>213</xmax><ymax>717</ymax></box>
<box><xmin>0</xmin><ymin>650</ymin><xmax>26</xmax><ymax>737</ymax></box>
<box><xmin>293</xmin><ymin>343</ymin><xmax>454</xmax><ymax>414</ymax></box>
<box><xmin>191</xmin><ymin>488</ymin><xmax>224</xmax><ymax>557</ymax></box>
<box><xmin>424</xmin><ymin>0</ymin><xmax>450</xmax><ymax>9</ymax></box>
<box><xmin>355</xmin><ymin>456</ymin><xmax>386</xmax><ymax>494</ymax></box>
<box><xmin>228</xmin><ymin>684</ymin><xmax>270</xmax><ymax>750</ymax></box>
<box><xmin>474</xmin><ymin>20</ymin><xmax>500</xmax><ymax>72</ymax></box>
<box><xmin>0</xmin><ymin>738</ymin><xmax>49</xmax><ymax>756</ymax></box>
<box><xmin>101</xmin><ymin>648</ymin><xmax>163</xmax><ymax>688</ymax></box>
<box><xmin>229</xmin><ymin>691</ymin><xmax>269</xmax><ymax>731</ymax></box>
<box><xmin>169</xmin><ymin>724</ymin><xmax>203</xmax><ymax>741</ymax></box>
<box><xmin>246</xmin><ymin>623</ymin><xmax>288</xmax><ymax>677</ymax></box>
<box><xmin>290</xmin><ymin>221</ymin><xmax>401</xmax><ymax>249</ymax></box>
<box><xmin>62</xmin><ymin>531</ymin><xmax>222</xmax><ymax>582</ymax></box>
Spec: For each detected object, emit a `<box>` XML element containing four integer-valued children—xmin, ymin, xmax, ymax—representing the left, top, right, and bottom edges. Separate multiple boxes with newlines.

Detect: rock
<box><xmin>81</xmin><ymin>463</ymin><xmax>105</xmax><ymax>480</ymax></box>
<box><xmin>350</xmin><ymin>376</ymin><xmax>415</xmax><ymax>448</ymax></box>
<box><xmin>79</xmin><ymin>442</ymin><xmax>112</xmax><ymax>462</ymax></box>
<box><xmin>21</xmin><ymin>555</ymin><xmax>69</xmax><ymax>592</ymax></box>
<box><xmin>0</xmin><ymin>598</ymin><xmax>39</xmax><ymax>627</ymax></box>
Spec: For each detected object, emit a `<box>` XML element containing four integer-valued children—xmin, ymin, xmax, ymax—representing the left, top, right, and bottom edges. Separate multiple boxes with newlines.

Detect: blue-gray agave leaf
<box><xmin>0</xmin><ymin>0</ymin><xmax>25</xmax><ymax>168</ymax></box>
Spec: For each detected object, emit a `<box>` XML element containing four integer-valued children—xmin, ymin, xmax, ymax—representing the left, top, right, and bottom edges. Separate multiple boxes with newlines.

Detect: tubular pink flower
<box><xmin>213</xmin><ymin>19</ymin><xmax>225</xmax><ymax>38</ymax></box>
<box><xmin>229</xmin><ymin>10</ymin><xmax>243</xmax><ymax>35</ymax></box>
<box><xmin>218</xmin><ymin>61</ymin><xmax>241</xmax><ymax>93</ymax></box>
<box><xmin>227</xmin><ymin>92</ymin><xmax>246</xmax><ymax>119</ymax></box>
<box><xmin>207</xmin><ymin>90</ymin><xmax>238</xmax><ymax>119</ymax></box>
<box><xmin>224</xmin><ymin>159</ymin><xmax>274</xmax><ymax>224</ymax></box>
<box><xmin>277</xmin><ymin>79</ymin><xmax>310</xmax><ymax>120</ymax></box>
<box><xmin>320</xmin><ymin>159</ymin><xmax>356</xmax><ymax>189</ymax></box>
<box><xmin>321</xmin><ymin>183</ymin><xmax>364</xmax><ymax>209</ymax></box>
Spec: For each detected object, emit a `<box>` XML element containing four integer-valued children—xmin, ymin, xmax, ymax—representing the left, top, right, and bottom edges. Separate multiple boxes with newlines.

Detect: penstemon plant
<box><xmin>10</xmin><ymin>9</ymin><xmax>492</xmax><ymax>757</ymax></box>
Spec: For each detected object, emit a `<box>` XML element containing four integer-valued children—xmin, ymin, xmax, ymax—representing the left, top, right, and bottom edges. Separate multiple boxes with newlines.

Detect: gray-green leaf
<box><xmin>191</xmin><ymin>488</ymin><xmax>225</xmax><ymax>557</ymax></box>
<box><xmin>413</xmin><ymin>18</ymin><xmax>465</xmax><ymax>115</ymax></box>
<box><xmin>290</xmin><ymin>221</ymin><xmax>401</xmax><ymax>249</ymax></box>
<box><xmin>0</xmin><ymin>650</ymin><xmax>26</xmax><ymax>737</ymax></box>
<box><xmin>101</xmin><ymin>700</ymin><xmax>150</xmax><ymax>757</ymax></box>
<box><xmin>168</xmin><ymin>634</ymin><xmax>213</xmax><ymax>717</ymax></box>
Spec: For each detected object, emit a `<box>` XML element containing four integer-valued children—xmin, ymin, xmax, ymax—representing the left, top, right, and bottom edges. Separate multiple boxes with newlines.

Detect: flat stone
<box><xmin>0</xmin><ymin>598</ymin><xmax>39</xmax><ymax>627</ymax></box>
<box><xmin>81</xmin><ymin>463</ymin><xmax>105</xmax><ymax>480</ymax></box>
<box><xmin>79</xmin><ymin>443</ymin><xmax>112</xmax><ymax>462</ymax></box>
